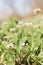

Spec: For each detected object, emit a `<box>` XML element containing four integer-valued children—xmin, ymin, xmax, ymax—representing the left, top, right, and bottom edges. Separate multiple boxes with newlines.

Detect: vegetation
<box><xmin>0</xmin><ymin>16</ymin><xmax>43</xmax><ymax>65</ymax></box>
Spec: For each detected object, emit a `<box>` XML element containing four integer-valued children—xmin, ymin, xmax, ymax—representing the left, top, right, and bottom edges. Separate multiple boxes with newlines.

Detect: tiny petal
<box><xmin>25</xmin><ymin>22</ymin><xmax>33</xmax><ymax>26</ymax></box>
<box><xmin>25</xmin><ymin>43</ymin><xmax>28</xmax><ymax>46</ymax></box>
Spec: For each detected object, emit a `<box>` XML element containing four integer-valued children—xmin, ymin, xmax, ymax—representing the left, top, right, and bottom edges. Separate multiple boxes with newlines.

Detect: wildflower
<box><xmin>16</xmin><ymin>24</ymin><xmax>21</xmax><ymax>28</ymax></box>
<box><xmin>33</xmin><ymin>8</ymin><xmax>41</xmax><ymax>14</ymax></box>
<box><xmin>18</xmin><ymin>21</ymin><xmax>23</xmax><ymax>25</ymax></box>
<box><xmin>4</xmin><ymin>36</ymin><xmax>9</xmax><ymax>40</ymax></box>
<box><xmin>10</xmin><ymin>28</ymin><xmax>16</xmax><ymax>32</ymax></box>
<box><xmin>20</xmin><ymin>42</ymin><xmax>25</xmax><ymax>49</ymax></box>
<box><xmin>25</xmin><ymin>43</ymin><xmax>28</xmax><ymax>46</ymax></box>
<box><xmin>6</xmin><ymin>43</ymin><xmax>14</xmax><ymax>49</ymax></box>
<box><xmin>1</xmin><ymin>41</ymin><xmax>6</xmax><ymax>44</ymax></box>
<box><xmin>25</xmin><ymin>22</ymin><xmax>33</xmax><ymax>26</ymax></box>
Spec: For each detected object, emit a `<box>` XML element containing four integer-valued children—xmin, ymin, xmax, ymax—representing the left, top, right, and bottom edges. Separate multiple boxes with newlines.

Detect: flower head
<box><xmin>6</xmin><ymin>43</ymin><xmax>14</xmax><ymax>49</ymax></box>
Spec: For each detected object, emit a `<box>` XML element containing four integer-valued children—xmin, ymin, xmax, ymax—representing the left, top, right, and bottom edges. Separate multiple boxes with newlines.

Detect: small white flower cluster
<box><xmin>24</xmin><ymin>22</ymin><xmax>33</xmax><ymax>26</ymax></box>
<box><xmin>10</xmin><ymin>28</ymin><xmax>16</xmax><ymax>32</ymax></box>
<box><xmin>4</xmin><ymin>36</ymin><xmax>9</xmax><ymax>40</ymax></box>
<box><xmin>33</xmin><ymin>8</ymin><xmax>41</xmax><ymax>14</ymax></box>
<box><xmin>18</xmin><ymin>21</ymin><xmax>23</xmax><ymax>25</ymax></box>
<box><xmin>16</xmin><ymin>22</ymin><xmax>33</xmax><ymax>28</ymax></box>
<box><xmin>6</xmin><ymin>43</ymin><xmax>14</xmax><ymax>49</ymax></box>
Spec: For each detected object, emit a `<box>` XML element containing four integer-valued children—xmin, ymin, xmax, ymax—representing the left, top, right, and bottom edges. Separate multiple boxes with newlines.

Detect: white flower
<box><xmin>25</xmin><ymin>22</ymin><xmax>33</xmax><ymax>26</ymax></box>
<box><xmin>4</xmin><ymin>64</ymin><xmax>6</xmax><ymax>65</ymax></box>
<box><xmin>33</xmin><ymin>8</ymin><xmax>41</xmax><ymax>14</ymax></box>
<box><xmin>10</xmin><ymin>28</ymin><xmax>16</xmax><ymax>32</ymax></box>
<box><xmin>6</xmin><ymin>43</ymin><xmax>14</xmax><ymax>49</ymax></box>
<box><xmin>20</xmin><ymin>42</ymin><xmax>25</xmax><ymax>49</ymax></box>
<box><xmin>4</xmin><ymin>36</ymin><xmax>9</xmax><ymax>39</ymax></box>
<box><xmin>21</xmin><ymin>42</ymin><xmax>25</xmax><ymax>46</ymax></box>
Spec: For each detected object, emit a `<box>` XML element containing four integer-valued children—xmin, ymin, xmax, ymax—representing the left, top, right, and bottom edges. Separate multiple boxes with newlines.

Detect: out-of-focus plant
<box><xmin>0</xmin><ymin>18</ymin><xmax>43</xmax><ymax>65</ymax></box>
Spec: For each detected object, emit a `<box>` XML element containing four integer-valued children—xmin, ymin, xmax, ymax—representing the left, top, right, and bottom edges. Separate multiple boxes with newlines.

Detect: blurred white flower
<box><xmin>6</xmin><ymin>43</ymin><xmax>14</xmax><ymax>49</ymax></box>
<box><xmin>25</xmin><ymin>22</ymin><xmax>33</xmax><ymax>26</ymax></box>
<box><xmin>25</xmin><ymin>43</ymin><xmax>28</xmax><ymax>46</ymax></box>
<box><xmin>10</xmin><ymin>28</ymin><xmax>16</xmax><ymax>32</ymax></box>
<box><xmin>18</xmin><ymin>21</ymin><xmax>23</xmax><ymax>25</ymax></box>
<box><xmin>20</xmin><ymin>42</ymin><xmax>25</xmax><ymax>49</ymax></box>
<box><xmin>4</xmin><ymin>36</ymin><xmax>9</xmax><ymax>39</ymax></box>
<box><xmin>33</xmin><ymin>8</ymin><xmax>41</xmax><ymax>14</ymax></box>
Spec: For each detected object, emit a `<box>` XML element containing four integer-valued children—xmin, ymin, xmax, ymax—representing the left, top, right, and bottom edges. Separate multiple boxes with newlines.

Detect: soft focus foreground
<box><xmin>0</xmin><ymin>13</ymin><xmax>43</xmax><ymax>65</ymax></box>
<box><xmin>0</xmin><ymin>0</ymin><xmax>43</xmax><ymax>65</ymax></box>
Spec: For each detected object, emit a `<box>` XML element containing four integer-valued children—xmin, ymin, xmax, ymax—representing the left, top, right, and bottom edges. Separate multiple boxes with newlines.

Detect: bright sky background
<box><xmin>0</xmin><ymin>0</ymin><xmax>35</xmax><ymax>19</ymax></box>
